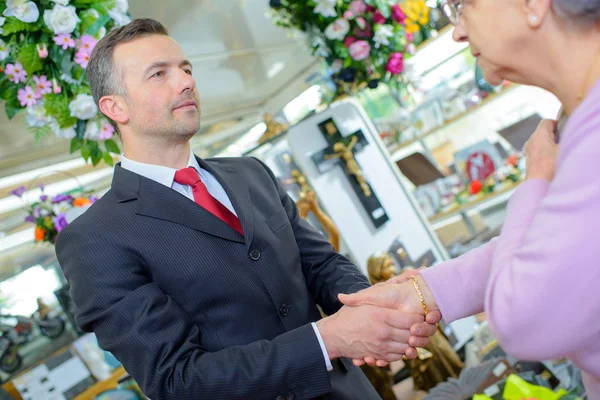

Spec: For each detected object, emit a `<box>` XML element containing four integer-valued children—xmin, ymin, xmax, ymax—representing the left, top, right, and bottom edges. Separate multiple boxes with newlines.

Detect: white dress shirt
<box><xmin>120</xmin><ymin>150</ymin><xmax>333</xmax><ymax>372</ymax></box>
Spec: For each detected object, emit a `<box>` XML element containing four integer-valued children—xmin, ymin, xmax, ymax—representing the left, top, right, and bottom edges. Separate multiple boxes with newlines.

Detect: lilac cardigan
<box><xmin>421</xmin><ymin>80</ymin><xmax>600</xmax><ymax>398</ymax></box>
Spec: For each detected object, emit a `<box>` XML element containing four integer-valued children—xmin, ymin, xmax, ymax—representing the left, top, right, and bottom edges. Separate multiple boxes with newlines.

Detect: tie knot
<box><xmin>174</xmin><ymin>167</ymin><xmax>201</xmax><ymax>187</ymax></box>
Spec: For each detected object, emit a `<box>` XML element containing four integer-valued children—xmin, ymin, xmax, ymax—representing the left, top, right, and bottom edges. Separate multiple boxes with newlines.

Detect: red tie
<box><xmin>174</xmin><ymin>167</ymin><xmax>243</xmax><ymax>236</ymax></box>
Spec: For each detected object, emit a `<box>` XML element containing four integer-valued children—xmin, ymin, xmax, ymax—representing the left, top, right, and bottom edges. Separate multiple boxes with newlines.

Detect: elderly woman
<box><xmin>341</xmin><ymin>0</ymin><xmax>600</xmax><ymax>396</ymax></box>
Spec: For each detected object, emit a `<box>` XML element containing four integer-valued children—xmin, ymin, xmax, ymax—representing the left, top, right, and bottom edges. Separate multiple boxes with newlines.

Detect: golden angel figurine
<box><xmin>292</xmin><ymin>170</ymin><xmax>340</xmax><ymax>252</ymax></box>
<box><xmin>324</xmin><ymin>137</ymin><xmax>372</xmax><ymax>197</ymax></box>
<box><xmin>258</xmin><ymin>114</ymin><xmax>289</xmax><ymax>144</ymax></box>
<box><xmin>367</xmin><ymin>253</ymin><xmax>464</xmax><ymax>392</ymax></box>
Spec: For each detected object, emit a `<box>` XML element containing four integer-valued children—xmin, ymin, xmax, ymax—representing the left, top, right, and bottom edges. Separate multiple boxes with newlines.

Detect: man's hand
<box><xmin>316</xmin><ymin>304</ymin><xmax>436</xmax><ymax>363</ymax></box>
<box><xmin>338</xmin><ymin>274</ymin><xmax>441</xmax><ymax>367</ymax></box>
<box><xmin>524</xmin><ymin>119</ymin><xmax>559</xmax><ymax>181</ymax></box>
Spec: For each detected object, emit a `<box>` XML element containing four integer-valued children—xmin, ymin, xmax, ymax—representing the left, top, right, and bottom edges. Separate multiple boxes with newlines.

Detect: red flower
<box><xmin>469</xmin><ymin>180</ymin><xmax>483</xmax><ymax>195</ymax></box>
<box><xmin>391</xmin><ymin>4</ymin><xmax>406</xmax><ymax>24</ymax></box>
<box><xmin>386</xmin><ymin>52</ymin><xmax>404</xmax><ymax>75</ymax></box>
<box><xmin>344</xmin><ymin>36</ymin><xmax>357</xmax><ymax>47</ymax></box>
<box><xmin>366</xmin><ymin>5</ymin><xmax>375</xmax><ymax>12</ymax></box>
<box><xmin>372</xmin><ymin>10</ymin><xmax>386</xmax><ymax>24</ymax></box>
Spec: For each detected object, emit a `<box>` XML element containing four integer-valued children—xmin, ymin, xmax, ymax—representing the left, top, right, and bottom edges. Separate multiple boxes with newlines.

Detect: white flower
<box><xmin>108</xmin><ymin>10</ymin><xmax>131</xmax><ymax>27</ymax></box>
<box><xmin>3</xmin><ymin>0</ymin><xmax>39</xmax><ymax>23</ymax></box>
<box><xmin>373</xmin><ymin>24</ymin><xmax>393</xmax><ymax>48</ymax></box>
<box><xmin>311</xmin><ymin>35</ymin><xmax>331</xmax><ymax>58</ymax></box>
<box><xmin>331</xmin><ymin>59</ymin><xmax>343</xmax><ymax>73</ymax></box>
<box><xmin>25</xmin><ymin>103</ymin><xmax>50</xmax><ymax>127</ymax></box>
<box><xmin>69</xmin><ymin>94</ymin><xmax>97</xmax><ymax>120</ymax></box>
<box><xmin>0</xmin><ymin>17</ymin><xmax>5</xmax><ymax>35</ymax></box>
<box><xmin>49</xmin><ymin>118</ymin><xmax>77</xmax><ymax>139</ymax></box>
<box><xmin>0</xmin><ymin>39</ymin><xmax>8</xmax><ymax>62</ymax></box>
<box><xmin>324</xmin><ymin>18</ymin><xmax>350</xmax><ymax>41</ymax></box>
<box><xmin>112</xmin><ymin>0</ymin><xmax>129</xmax><ymax>14</ymax></box>
<box><xmin>84</xmin><ymin>120</ymin><xmax>101</xmax><ymax>140</ymax></box>
<box><xmin>52</xmin><ymin>201</ymin><xmax>71</xmax><ymax>215</ymax></box>
<box><xmin>50</xmin><ymin>0</ymin><xmax>70</xmax><ymax>5</ymax></box>
<box><xmin>314</xmin><ymin>0</ymin><xmax>337</xmax><ymax>18</ymax></box>
<box><xmin>96</xmin><ymin>26</ymin><xmax>107</xmax><ymax>39</ymax></box>
<box><xmin>60</xmin><ymin>72</ymin><xmax>81</xmax><ymax>85</ymax></box>
<box><xmin>43</xmin><ymin>5</ymin><xmax>80</xmax><ymax>34</ymax></box>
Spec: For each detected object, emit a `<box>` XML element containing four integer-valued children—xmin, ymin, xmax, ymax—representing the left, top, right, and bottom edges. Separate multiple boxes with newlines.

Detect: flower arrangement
<box><xmin>269</xmin><ymin>0</ymin><xmax>432</xmax><ymax>95</ymax></box>
<box><xmin>0</xmin><ymin>0</ymin><xmax>131</xmax><ymax>166</ymax></box>
<box><xmin>11</xmin><ymin>183</ymin><xmax>97</xmax><ymax>244</ymax></box>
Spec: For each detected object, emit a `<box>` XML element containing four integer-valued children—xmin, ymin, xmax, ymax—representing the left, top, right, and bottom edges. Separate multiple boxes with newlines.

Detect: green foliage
<box><xmin>104</xmin><ymin>138</ymin><xmax>120</xmax><ymax>154</ymax></box>
<box><xmin>45</xmin><ymin>94</ymin><xmax>78</xmax><ymax>128</ymax></box>
<box><xmin>18</xmin><ymin>44</ymin><xmax>44</xmax><ymax>75</ymax></box>
<box><xmin>2</xmin><ymin>17</ymin><xmax>41</xmax><ymax>35</ymax></box>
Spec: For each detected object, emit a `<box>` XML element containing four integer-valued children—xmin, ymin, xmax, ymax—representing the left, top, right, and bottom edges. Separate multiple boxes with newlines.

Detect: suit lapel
<box><xmin>197</xmin><ymin>158</ymin><xmax>255</xmax><ymax>250</ymax></box>
<box><xmin>112</xmin><ymin>164</ymin><xmax>244</xmax><ymax>244</ymax></box>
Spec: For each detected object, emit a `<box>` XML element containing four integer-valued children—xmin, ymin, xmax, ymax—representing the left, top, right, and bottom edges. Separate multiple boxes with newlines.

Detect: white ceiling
<box><xmin>0</xmin><ymin>0</ymin><xmax>319</xmax><ymax>177</ymax></box>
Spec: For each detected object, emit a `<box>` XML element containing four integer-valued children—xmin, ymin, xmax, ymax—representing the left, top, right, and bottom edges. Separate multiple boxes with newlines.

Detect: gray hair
<box><xmin>553</xmin><ymin>0</ymin><xmax>600</xmax><ymax>25</ymax></box>
<box><xmin>87</xmin><ymin>18</ymin><xmax>169</xmax><ymax>129</ymax></box>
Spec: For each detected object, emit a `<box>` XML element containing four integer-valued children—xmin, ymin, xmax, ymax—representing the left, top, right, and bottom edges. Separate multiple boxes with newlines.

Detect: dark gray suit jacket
<box><xmin>55</xmin><ymin>156</ymin><xmax>380</xmax><ymax>399</ymax></box>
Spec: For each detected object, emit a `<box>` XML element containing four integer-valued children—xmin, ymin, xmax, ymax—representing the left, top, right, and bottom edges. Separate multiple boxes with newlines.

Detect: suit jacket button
<box><xmin>249</xmin><ymin>249</ymin><xmax>261</xmax><ymax>261</ymax></box>
<box><xmin>279</xmin><ymin>304</ymin><xmax>289</xmax><ymax>317</ymax></box>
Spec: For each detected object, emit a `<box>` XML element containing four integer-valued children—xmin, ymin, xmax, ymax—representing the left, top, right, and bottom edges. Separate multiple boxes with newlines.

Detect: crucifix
<box><xmin>311</xmin><ymin>118</ymin><xmax>389</xmax><ymax>229</ymax></box>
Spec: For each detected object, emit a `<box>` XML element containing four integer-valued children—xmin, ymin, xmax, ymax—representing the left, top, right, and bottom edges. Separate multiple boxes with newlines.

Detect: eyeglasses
<box><xmin>441</xmin><ymin>0</ymin><xmax>463</xmax><ymax>25</ymax></box>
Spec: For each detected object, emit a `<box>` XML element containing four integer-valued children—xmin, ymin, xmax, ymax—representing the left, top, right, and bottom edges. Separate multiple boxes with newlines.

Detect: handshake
<box><xmin>316</xmin><ymin>269</ymin><xmax>440</xmax><ymax>367</ymax></box>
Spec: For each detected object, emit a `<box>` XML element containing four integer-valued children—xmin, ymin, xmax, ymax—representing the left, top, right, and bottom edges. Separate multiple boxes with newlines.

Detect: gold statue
<box><xmin>258</xmin><ymin>114</ymin><xmax>289</xmax><ymax>144</ymax></box>
<box><xmin>367</xmin><ymin>253</ymin><xmax>464</xmax><ymax>392</ymax></box>
<box><xmin>292</xmin><ymin>170</ymin><xmax>340</xmax><ymax>252</ymax></box>
<box><xmin>324</xmin><ymin>137</ymin><xmax>372</xmax><ymax>197</ymax></box>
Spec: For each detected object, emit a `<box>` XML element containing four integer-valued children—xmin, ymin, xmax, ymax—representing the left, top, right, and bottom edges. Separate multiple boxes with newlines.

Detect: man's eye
<box><xmin>184</xmin><ymin>69</ymin><xmax>193</xmax><ymax>75</ymax></box>
<box><xmin>152</xmin><ymin>71</ymin><xmax>164</xmax><ymax>78</ymax></box>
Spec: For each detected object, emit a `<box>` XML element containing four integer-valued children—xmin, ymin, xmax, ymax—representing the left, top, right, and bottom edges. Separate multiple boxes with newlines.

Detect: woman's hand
<box><xmin>524</xmin><ymin>119</ymin><xmax>560</xmax><ymax>181</ymax></box>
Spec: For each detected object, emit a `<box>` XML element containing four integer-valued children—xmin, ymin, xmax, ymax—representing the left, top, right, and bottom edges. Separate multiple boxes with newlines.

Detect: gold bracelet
<box><xmin>410</xmin><ymin>276</ymin><xmax>428</xmax><ymax>316</ymax></box>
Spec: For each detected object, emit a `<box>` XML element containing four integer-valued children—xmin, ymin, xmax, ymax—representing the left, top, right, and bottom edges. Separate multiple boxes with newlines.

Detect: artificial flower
<box><xmin>3</xmin><ymin>0</ymin><xmax>40</xmax><ymax>23</ymax></box>
<box><xmin>73</xmin><ymin>197</ymin><xmax>92</xmax><ymax>207</ymax></box>
<box><xmin>69</xmin><ymin>94</ymin><xmax>97</xmax><ymax>120</ymax></box>
<box><xmin>52</xmin><ymin>213</ymin><xmax>68</xmax><ymax>232</ymax></box>
<box><xmin>314</xmin><ymin>0</ymin><xmax>337</xmax><ymax>18</ymax></box>
<box><xmin>348</xmin><ymin>0</ymin><xmax>366</xmax><ymax>16</ymax></box>
<box><xmin>53</xmin><ymin>201</ymin><xmax>71</xmax><ymax>215</ymax></box>
<box><xmin>52</xmin><ymin>78</ymin><xmax>62</xmax><ymax>94</ymax></box>
<box><xmin>386</xmin><ymin>52</ymin><xmax>404</xmax><ymax>74</ymax></box>
<box><xmin>391</xmin><ymin>4</ymin><xmax>406</xmax><ymax>24</ymax></box>
<box><xmin>99</xmin><ymin>121</ymin><xmax>115</xmax><ymax>140</ymax></box>
<box><xmin>11</xmin><ymin>186</ymin><xmax>26</xmax><ymax>197</ymax></box>
<box><xmin>51</xmin><ymin>0</ymin><xmax>70</xmax><ymax>5</ymax></box>
<box><xmin>54</xmin><ymin>33</ymin><xmax>76</xmax><ymax>50</ymax></box>
<box><xmin>51</xmin><ymin>194</ymin><xmax>72</xmax><ymax>204</ymax></box>
<box><xmin>37</xmin><ymin>44</ymin><xmax>48</xmax><ymax>58</ymax></box>
<box><xmin>49</xmin><ymin>119</ymin><xmax>76</xmax><ymax>139</ymax></box>
<box><xmin>34</xmin><ymin>227</ymin><xmax>46</xmax><ymax>241</ymax></box>
<box><xmin>26</xmin><ymin>103</ymin><xmax>50</xmax><ymax>127</ymax></box>
<box><xmin>324</xmin><ymin>18</ymin><xmax>350</xmax><ymax>41</ymax></box>
<box><xmin>5</xmin><ymin>62</ymin><xmax>27</xmax><ymax>84</ymax></box>
<box><xmin>348</xmin><ymin>40</ymin><xmax>370</xmax><ymax>61</ymax></box>
<box><xmin>0</xmin><ymin>38</ymin><xmax>8</xmax><ymax>62</ymax></box>
<box><xmin>84</xmin><ymin>120</ymin><xmax>101</xmax><ymax>140</ymax></box>
<box><xmin>43</xmin><ymin>4</ymin><xmax>80</xmax><ymax>34</ymax></box>
<box><xmin>33</xmin><ymin>75</ymin><xmax>52</xmax><ymax>98</ymax></box>
<box><xmin>78</xmin><ymin>34</ymin><xmax>97</xmax><ymax>54</ymax></box>
<box><xmin>344</xmin><ymin>36</ymin><xmax>356</xmax><ymax>47</ymax></box>
<box><xmin>373</xmin><ymin>24</ymin><xmax>393</xmax><ymax>48</ymax></box>
<box><xmin>0</xmin><ymin>17</ymin><xmax>5</xmax><ymax>35</ymax></box>
<box><xmin>74</xmin><ymin>49</ymin><xmax>91</xmax><ymax>68</ymax></box>
<box><xmin>372</xmin><ymin>10</ymin><xmax>386</xmax><ymax>24</ymax></box>
<box><xmin>18</xmin><ymin>86</ymin><xmax>37</xmax><ymax>107</ymax></box>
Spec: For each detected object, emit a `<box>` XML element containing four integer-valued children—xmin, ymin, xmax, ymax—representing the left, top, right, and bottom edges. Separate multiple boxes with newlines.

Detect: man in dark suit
<box><xmin>55</xmin><ymin>19</ymin><xmax>436</xmax><ymax>399</ymax></box>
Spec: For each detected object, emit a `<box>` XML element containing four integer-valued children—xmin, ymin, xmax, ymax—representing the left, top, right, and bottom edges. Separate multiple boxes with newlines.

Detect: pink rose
<box><xmin>386</xmin><ymin>52</ymin><xmax>404</xmax><ymax>75</ymax></box>
<box><xmin>348</xmin><ymin>0</ymin><xmax>367</xmax><ymax>16</ymax></box>
<box><xmin>348</xmin><ymin>40</ymin><xmax>371</xmax><ymax>61</ymax></box>
<box><xmin>344</xmin><ymin>36</ymin><xmax>357</xmax><ymax>47</ymax></box>
<box><xmin>372</xmin><ymin>10</ymin><xmax>386</xmax><ymax>24</ymax></box>
<box><xmin>406</xmin><ymin>32</ymin><xmax>414</xmax><ymax>42</ymax></box>
<box><xmin>391</xmin><ymin>4</ymin><xmax>406</xmax><ymax>24</ymax></box>
<box><xmin>356</xmin><ymin>17</ymin><xmax>366</xmax><ymax>29</ymax></box>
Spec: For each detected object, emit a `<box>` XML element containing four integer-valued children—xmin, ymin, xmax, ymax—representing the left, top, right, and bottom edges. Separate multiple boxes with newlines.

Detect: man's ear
<box><xmin>99</xmin><ymin>95</ymin><xmax>129</xmax><ymax>125</ymax></box>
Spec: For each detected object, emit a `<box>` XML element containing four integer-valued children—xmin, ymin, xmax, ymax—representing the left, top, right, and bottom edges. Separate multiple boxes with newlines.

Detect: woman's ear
<box><xmin>525</xmin><ymin>0</ymin><xmax>552</xmax><ymax>28</ymax></box>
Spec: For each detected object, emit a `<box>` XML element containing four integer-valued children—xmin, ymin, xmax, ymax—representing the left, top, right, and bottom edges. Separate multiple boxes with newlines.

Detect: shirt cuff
<box><xmin>311</xmin><ymin>322</ymin><xmax>333</xmax><ymax>372</ymax></box>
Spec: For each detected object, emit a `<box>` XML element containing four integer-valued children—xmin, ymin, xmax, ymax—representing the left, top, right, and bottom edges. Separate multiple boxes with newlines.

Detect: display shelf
<box><xmin>389</xmin><ymin>83</ymin><xmax>518</xmax><ymax>159</ymax></box>
<box><xmin>429</xmin><ymin>181</ymin><xmax>521</xmax><ymax>224</ymax></box>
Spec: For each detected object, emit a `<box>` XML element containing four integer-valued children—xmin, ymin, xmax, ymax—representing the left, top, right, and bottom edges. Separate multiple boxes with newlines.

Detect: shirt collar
<box><xmin>120</xmin><ymin>150</ymin><xmax>203</xmax><ymax>188</ymax></box>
